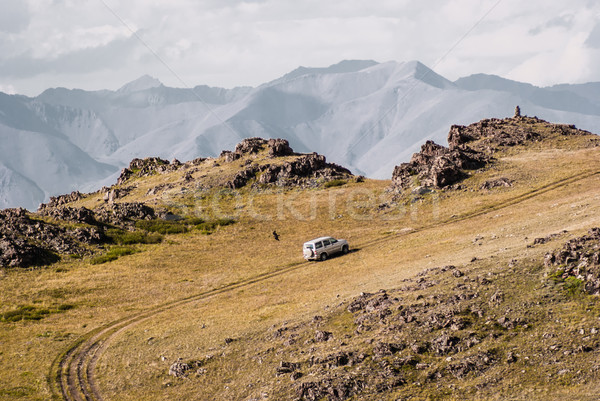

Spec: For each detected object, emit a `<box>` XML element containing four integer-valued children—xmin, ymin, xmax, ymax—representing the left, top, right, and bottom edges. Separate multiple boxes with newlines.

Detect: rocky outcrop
<box><xmin>268</xmin><ymin>138</ymin><xmax>294</xmax><ymax>157</ymax></box>
<box><xmin>38</xmin><ymin>191</ymin><xmax>84</xmax><ymax>210</ymax></box>
<box><xmin>226</xmin><ymin>165</ymin><xmax>262</xmax><ymax>189</ymax></box>
<box><xmin>390</xmin><ymin>140</ymin><xmax>488</xmax><ymax>191</ymax></box>
<box><xmin>225</xmin><ymin>151</ymin><xmax>352</xmax><ymax>189</ymax></box>
<box><xmin>447</xmin><ymin>118</ymin><xmax>542</xmax><ymax>149</ymax></box>
<box><xmin>545</xmin><ymin>228</ymin><xmax>600</xmax><ymax>294</ymax></box>
<box><xmin>391</xmin><ymin>115</ymin><xmax>594</xmax><ymax>194</ymax></box>
<box><xmin>221</xmin><ymin>137</ymin><xmax>295</xmax><ymax>164</ymax></box>
<box><xmin>0</xmin><ymin>208</ymin><xmax>102</xmax><ymax>268</ymax></box>
<box><xmin>95</xmin><ymin>202</ymin><xmax>156</xmax><ymax>227</ymax></box>
<box><xmin>117</xmin><ymin>157</ymin><xmax>183</xmax><ymax>185</ymax></box>
<box><xmin>258</xmin><ymin>153</ymin><xmax>351</xmax><ymax>186</ymax></box>
<box><xmin>447</xmin><ymin>116</ymin><xmax>591</xmax><ymax>150</ymax></box>
<box><xmin>39</xmin><ymin>206</ymin><xmax>97</xmax><ymax>225</ymax></box>
<box><xmin>0</xmin><ymin>235</ymin><xmax>58</xmax><ymax>268</ymax></box>
<box><xmin>235</xmin><ymin>137</ymin><xmax>266</xmax><ymax>154</ymax></box>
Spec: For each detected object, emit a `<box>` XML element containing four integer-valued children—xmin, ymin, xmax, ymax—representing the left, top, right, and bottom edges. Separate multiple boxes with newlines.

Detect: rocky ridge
<box><xmin>1</xmin><ymin>137</ymin><xmax>353</xmax><ymax>268</ymax></box>
<box><xmin>222</xmin><ymin>138</ymin><xmax>353</xmax><ymax>189</ymax></box>
<box><xmin>390</xmin><ymin>113</ymin><xmax>594</xmax><ymax>193</ymax></box>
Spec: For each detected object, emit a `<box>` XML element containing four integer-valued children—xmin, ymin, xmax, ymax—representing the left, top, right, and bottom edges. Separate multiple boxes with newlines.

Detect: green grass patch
<box><xmin>90</xmin><ymin>246</ymin><xmax>138</xmax><ymax>265</ymax></box>
<box><xmin>195</xmin><ymin>218</ymin><xmax>236</xmax><ymax>234</ymax></box>
<box><xmin>135</xmin><ymin>217</ymin><xmax>235</xmax><ymax>236</ymax></box>
<box><xmin>0</xmin><ymin>386</ymin><xmax>35</xmax><ymax>397</ymax></box>
<box><xmin>564</xmin><ymin>276</ymin><xmax>584</xmax><ymax>296</ymax></box>
<box><xmin>106</xmin><ymin>228</ymin><xmax>164</xmax><ymax>245</ymax></box>
<box><xmin>324</xmin><ymin>179</ymin><xmax>347</xmax><ymax>188</ymax></box>
<box><xmin>135</xmin><ymin>219</ymin><xmax>189</xmax><ymax>234</ymax></box>
<box><xmin>1</xmin><ymin>303</ymin><xmax>76</xmax><ymax>323</ymax></box>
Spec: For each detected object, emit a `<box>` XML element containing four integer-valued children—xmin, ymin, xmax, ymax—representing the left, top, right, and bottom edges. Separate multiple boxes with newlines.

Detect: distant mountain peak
<box><xmin>117</xmin><ymin>75</ymin><xmax>163</xmax><ymax>93</ymax></box>
<box><xmin>401</xmin><ymin>60</ymin><xmax>454</xmax><ymax>89</ymax></box>
<box><xmin>279</xmin><ymin>60</ymin><xmax>379</xmax><ymax>82</ymax></box>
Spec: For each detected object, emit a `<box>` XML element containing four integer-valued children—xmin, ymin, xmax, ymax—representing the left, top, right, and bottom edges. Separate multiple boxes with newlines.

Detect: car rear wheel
<box><xmin>342</xmin><ymin>245</ymin><xmax>349</xmax><ymax>254</ymax></box>
<box><xmin>320</xmin><ymin>252</ymin><xmax>328</xmax><ymax>261</ymax></box>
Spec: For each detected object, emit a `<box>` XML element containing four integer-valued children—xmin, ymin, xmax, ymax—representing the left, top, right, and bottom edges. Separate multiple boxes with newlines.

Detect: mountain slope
<box><xmin>3</xmin><ymin>60</ymin><xmax>600</xmax><ymax>210</ymax></box>
<box><xmin>1</xmin><ymin>116</ymin><xmax>600</xmax><ymax>400</ymax></box>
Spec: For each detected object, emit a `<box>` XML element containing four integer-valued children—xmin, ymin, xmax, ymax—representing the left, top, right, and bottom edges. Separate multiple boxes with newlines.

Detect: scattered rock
<box><xmin>276</xmin><ymin>361</ymin><xmax>300</xmax><ymax>376</ymax></box>
<box><xmin>226</xmin><ymin>165</ymin><xmax>261</xmax><ymax>189</ymax></box>
<box><xmin>480</xmin><ymin>178</ymin><xmax>513</xmax><ymax>190</ymax></box>
<box><xmin>532</xmin><ymin>230</ymin><xmax>568</xmax><ymax>245</ymax></box>
<box><xmin>315</xmin><ymin>330</ymin><xmax>333</xmax><ymax>342</ymax></box>
<box><xmin>372</xmin><ymin>342</ymin><xmax>404</xmax><ymax>358</ymax></box>
<box><xmin>169</xmin><ymin>361</ymin><xmax>192</xmax><ymax>378</ymax></box>
<box><xmin>295</xmin><ymin>376</ymin><xmax>366</xmax><ymax>401</ymax></box>
<box><xmin>545</xmin><ymin>228</ymin><xmax>600</xmax><ymax>294</ymax></box>
<box><xmin>446</xmin><ymin>350</ymin><xmax>497</xmax><ymax>378</ymax></box>
<box><xmin>431</xmin><ymin>334</ymin><xmax>460</xmax><ymax>355</ymax></box>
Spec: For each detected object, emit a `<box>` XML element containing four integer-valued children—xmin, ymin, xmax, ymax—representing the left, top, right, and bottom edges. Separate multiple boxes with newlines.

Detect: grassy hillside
<box><xmin>1</xmin><ymin>121</ymin><xmax>600</xmax><ymax>400</ymax></box>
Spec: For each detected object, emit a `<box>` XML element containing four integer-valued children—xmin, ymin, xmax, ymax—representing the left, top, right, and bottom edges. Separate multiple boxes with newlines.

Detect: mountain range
<box><xmin>2</xmin><ymin>59</ymin><xmax>600</xmax><ymax>210</ymax></box>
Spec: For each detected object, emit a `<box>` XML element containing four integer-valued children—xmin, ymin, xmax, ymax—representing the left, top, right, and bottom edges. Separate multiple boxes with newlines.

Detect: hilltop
<box><xmin>0</xmin><ymin>138</ymin><xmax>353</xmax><ymax>269</ymax></box>
<box><xmin>1</xmin><ymin>113</ymin><xmax>600</xmax><ymax>400</ymax></box>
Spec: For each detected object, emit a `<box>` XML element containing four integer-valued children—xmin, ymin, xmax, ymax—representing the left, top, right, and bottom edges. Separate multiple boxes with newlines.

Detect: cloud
<box><xmin>0</xmin><ymin>35</ymin><xmax>141</xmax><ymax>78</ymax></box>
<box><xmin>0</xmin><ymin>1</ymin><xmax>30</xmax><ymax>33</ymax></box>
<box><xmin>529</xmin><ymin>14</ymin><xmax>575</xmax><ymax>35</ymax></box>
<box><xmin>3</xmin><ymin>0</ymin><xmax>600</xmax><ymax>95</ymax></box>
<box><xmin>585</xmin><ymin>22</ymin><xmax>600</xmax><ymax>48</ymax></box>
<box><xmin>0</xmin><ymin>84</ymin><xmax>16</xmax><ymax>95</ymax></box>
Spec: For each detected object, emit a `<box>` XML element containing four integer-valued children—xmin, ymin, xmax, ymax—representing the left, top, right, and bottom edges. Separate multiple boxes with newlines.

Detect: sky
<box><xmin>1</xmin><ymin>0</ymin><xmax>600</xmax><ymax>96</ymax></box>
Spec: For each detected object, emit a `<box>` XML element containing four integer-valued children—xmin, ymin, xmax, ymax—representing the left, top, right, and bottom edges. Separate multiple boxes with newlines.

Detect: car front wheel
<box><xmin>342</xmin><ymin>245</ymin><xmax>349</xmax><ymax>254</ymax></box>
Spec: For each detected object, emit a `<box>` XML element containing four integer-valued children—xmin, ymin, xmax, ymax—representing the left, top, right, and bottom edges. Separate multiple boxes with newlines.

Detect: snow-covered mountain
<box><xmin>2</xmin><ymin>60</ymin><xmax>600</xmax><ymax>210</ymax></box>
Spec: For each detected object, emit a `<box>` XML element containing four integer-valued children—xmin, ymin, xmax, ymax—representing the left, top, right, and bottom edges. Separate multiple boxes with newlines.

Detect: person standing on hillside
<box><xmin>272</xmin><ymin>230</ymin><xmax>279</xmax><ymax>241</ymax></box>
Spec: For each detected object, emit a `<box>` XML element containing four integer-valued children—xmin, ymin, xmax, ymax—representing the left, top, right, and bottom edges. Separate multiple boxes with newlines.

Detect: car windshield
<box><xmin>330</xmin><ymin>238</ymin><xmax>337</xmax><ymax>243</ymax></box>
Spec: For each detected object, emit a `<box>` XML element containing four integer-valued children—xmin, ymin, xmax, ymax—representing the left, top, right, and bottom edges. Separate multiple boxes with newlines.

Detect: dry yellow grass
<box><xmin>0</xmin><ymin>134</ymin><xmax>600</xmax><ymax>400</ymax></box>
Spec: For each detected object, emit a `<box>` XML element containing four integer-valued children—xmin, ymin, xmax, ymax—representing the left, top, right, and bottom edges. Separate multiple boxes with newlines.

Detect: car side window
<box><xmin>330</xmin><ymin>238</ymin><xmax>337</xmax><ymax>244</ymax></box>
<box><xmin>322</xmin><ymin>239</ymin><xmax>330</xmax><ymax>246</ymax></box>
<box><xmin>315</xmin><ymin>242</ymin><xmax>323</xmax><ymax>249</ymax></box>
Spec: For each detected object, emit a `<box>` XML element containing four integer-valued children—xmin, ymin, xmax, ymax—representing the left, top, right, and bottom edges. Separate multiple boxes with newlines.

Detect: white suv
<box><xmin>303</xmin><ymin>236</ymin><xmax>349</xmax><ymax>261</ymax></box>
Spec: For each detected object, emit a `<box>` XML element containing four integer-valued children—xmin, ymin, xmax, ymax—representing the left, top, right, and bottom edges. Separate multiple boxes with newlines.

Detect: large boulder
<box><xmin>268</xmin><ymin>138</ymin><xmax>294</xmax><ymax>157</ymax></box>
<box><xmin>235</xmin><ymin>137</ymin><xmax>267</xmax><ymax>154</ymax></box>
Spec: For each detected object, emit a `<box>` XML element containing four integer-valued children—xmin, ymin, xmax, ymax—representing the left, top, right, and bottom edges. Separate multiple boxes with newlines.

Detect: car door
<box><xmin>328</xmin><ymin>238</ymin><xmax>341</xmax><ymax>254</ymax></box>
